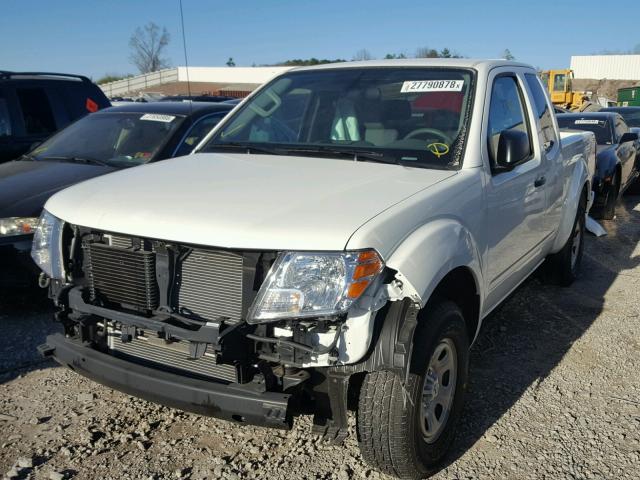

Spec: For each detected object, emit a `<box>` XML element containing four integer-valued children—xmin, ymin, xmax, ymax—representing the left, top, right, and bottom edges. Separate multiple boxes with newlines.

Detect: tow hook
<box><xmin>38</xmin><ymin>272</ymin><xmax>51</xmax><ymax>289</ymax></box>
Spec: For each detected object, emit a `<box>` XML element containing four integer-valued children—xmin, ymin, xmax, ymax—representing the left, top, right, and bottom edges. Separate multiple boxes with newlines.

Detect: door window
<box><xmin>487</xmin><ymin>76</ymin><xmax>532</xmax><ymax>167</ymax></box>
<box><xmin>614</xmin><ymin>118</ymin><xmax>629</xmax><ymax>142</ymax></box>
<box><xmin>174</xmin><ymin>113</ymin><xmax>227</xmax><ymax>157</ymax></box>
<box><xmin>525</xmin><ymin>74</ymin><xmax>557</xmax><ymax>150</ymax></box>
<box><xmin>0</xmin><ymin>98</ymin><xmax>11</xmax><ymax>137</ymax></box>
<box><xmin>553</xmin><ymin>74</ymin><xmax>566</xmax><ymax>92</ymax></box>
<box><xmin>16</xmin><ymin>88</ymin><xmax>56</xmax><ymax>135</ymax></box>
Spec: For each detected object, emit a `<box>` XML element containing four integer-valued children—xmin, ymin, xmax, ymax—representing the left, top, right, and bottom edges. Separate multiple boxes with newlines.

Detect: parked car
<box><xmin>557</xmin><ymin>112</ymin><xmax>639</xmax><ymax>219</ymax></box>
<box><xmin>600</xmin><ymin>106</ymin><xmax>640</xmax><ymax>127</ymax></box>
<box><xmin>35</xmin><ymin>60</ymin><xmax>595</xmax><ymax>479</ymax></box>
<box><xmin>0</xmin><ymin>71</ymin><xmax>110</xmax><ymax>163</ymax></box>
<box><xmin>159</xmin><ymin>94</ymin><xmax>235</xmax><ymax>103</ymax></box>
<box><xmin>0</xmin><ymin>101</ymin><xmax>232</xmax><ymax>287</ymax></box>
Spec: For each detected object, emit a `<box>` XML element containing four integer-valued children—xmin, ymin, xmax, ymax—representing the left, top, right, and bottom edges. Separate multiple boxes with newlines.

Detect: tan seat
<box><xmin>364</xmin><ymin>123</ymin><xmax>398</xmax><ymax>146</ymax></box>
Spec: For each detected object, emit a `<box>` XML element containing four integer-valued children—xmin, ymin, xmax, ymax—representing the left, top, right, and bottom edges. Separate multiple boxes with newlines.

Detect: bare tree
<box><xmin>129</xmin><ymin>22</ymin><xmax>171</xmax><ymax>74</ymax></box>
<box><xmin>353</xmin><ymin>49</ymin><xmax>373</xmax><ymax>61</ymax></box>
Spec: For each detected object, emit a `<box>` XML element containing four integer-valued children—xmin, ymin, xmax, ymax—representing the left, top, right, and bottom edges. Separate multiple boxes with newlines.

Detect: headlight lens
<box><xmin>30</xmin><ymin>210</ymin><xmax>65</xmax><ymax>280</ymax></box>
<box><xmin>248</xmin><ymin>250</ymin><xmax>383</xmax><ymax>323</ymax></box>
<box><xmin>0</xmin><ymin>217</ymin><xmax>39</xmax><ymax>237</ymax></box>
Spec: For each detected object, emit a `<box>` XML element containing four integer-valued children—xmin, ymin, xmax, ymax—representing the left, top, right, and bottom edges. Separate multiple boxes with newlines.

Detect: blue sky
<box><xmin>1</xmin><ymin>0</ymin><xmax>637</xmax><ymax>79</ymax></box>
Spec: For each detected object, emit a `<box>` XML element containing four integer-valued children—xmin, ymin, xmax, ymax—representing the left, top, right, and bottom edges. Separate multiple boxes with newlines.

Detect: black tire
<box><xmin>601</xmin><ymin>173</ymin><xmax>619</xmax><ymax>220</ymax></box>
<box><xmin>545</xmin><ymin>192</ymin><xmax>586</xmax><ymax>286</ymax></box>
<box><xmin>356</xmin><ymin>301</ymin><xmax>470</xmax><ymax>479</ymax></box>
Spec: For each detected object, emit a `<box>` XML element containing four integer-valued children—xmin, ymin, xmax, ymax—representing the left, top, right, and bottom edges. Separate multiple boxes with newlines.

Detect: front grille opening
<box><xmin>106</xmin><ymin>325</ymin><xmax>239</xmax><ymax>383</ymax></box>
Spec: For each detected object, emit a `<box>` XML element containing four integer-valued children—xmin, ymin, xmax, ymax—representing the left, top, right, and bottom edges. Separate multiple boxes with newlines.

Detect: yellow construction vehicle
<box><xmin>540</xmin><ymin>69</ymin><xmax>594</xmax><ymax>111</ymax></box>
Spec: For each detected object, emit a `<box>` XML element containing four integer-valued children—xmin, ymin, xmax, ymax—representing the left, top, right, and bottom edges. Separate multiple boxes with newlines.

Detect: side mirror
<box><xmin>619</xmin><ymin>132</ymin><xmax>639</xmax><ymax>143</ymax></box>
<box><xmin>496</xmin><ymin>129</ymin><xmax>530</xmax><ymax>170</ymax></box>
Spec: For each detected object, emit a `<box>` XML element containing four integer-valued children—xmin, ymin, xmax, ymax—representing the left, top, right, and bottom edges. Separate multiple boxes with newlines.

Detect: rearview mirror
<box><xmin>620</xmin><ymin>132</ymin><xmax>639</xmax><ymax>143</ymax></box>
<box><xmin>496</xmin><ymin>129</ymin><xmax>530</xmax><ymax>171</ymax></box>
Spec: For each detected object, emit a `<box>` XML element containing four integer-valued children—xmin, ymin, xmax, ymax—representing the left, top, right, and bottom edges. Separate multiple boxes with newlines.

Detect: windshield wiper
<box><xmin>206</xmin><ymin>142</ymin><xmax>282</xmax><ymax>156</ymax></box>
<box><xmin>277</xmin><ymin>146</ymin><xmax>399</xmax><ymax>165</ymax></box>
<box><xmin>39</xmin><ymin>155</ymin><xmax>111</xmax><ymax>167</ymax></box>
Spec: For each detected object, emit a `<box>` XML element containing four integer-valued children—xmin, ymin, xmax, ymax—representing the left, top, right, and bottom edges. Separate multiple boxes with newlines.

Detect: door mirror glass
<box><xmin>619</xmin><ymin>132</ymin><xmax>638</xmax><ymax>143</ymax></box>
<box><xmin>496</xmin><ymin>129</ymin><xmax>530</xmax><ymax>170</ymax></box>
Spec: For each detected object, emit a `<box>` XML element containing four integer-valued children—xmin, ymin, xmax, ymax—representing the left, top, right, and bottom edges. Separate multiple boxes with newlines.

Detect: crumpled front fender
<box><xmin>384</xmin><ymin>218</ymin><xmax>483</xmax><ymax>311</ymax></box>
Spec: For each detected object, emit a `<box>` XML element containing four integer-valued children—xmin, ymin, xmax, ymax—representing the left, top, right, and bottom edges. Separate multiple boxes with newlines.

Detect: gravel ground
<box><xmin>1</xmin><ymin>196</ymin><xmax>639</xmax><ymax>480</ymax></box>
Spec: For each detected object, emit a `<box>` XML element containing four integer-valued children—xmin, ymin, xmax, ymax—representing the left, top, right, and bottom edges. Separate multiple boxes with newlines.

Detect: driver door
<box><xmin>483</xmin><ymin>70</ymin><xmax>549</xmax><ymax>309</ymax></box>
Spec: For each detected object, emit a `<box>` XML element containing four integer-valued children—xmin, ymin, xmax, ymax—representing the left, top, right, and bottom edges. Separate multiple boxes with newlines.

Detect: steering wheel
<box><xmin>403</xmin><ymin>128</ymin><xmax>453</xmax><ymax>145</ymax></box>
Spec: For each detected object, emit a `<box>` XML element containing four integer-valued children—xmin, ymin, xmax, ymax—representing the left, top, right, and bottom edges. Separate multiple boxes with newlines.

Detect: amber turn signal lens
<box><xmin>347</xmin><ymin>280</ymin><xmax>370</xmax><ymax>299</ymax></box>
<box><xmin>353</xmin><ymin>251</ymin><xmax>383</xmax><ymax>280</ymax></box>
<box><xmin>353</xmin><ymin>262</ymin><xmax>382</xmax><ymax>280</ymax></box>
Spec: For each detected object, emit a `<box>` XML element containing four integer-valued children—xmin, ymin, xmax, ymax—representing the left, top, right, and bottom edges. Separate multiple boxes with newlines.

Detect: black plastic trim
<box><xmin>41</xmin><ymin>333</ymin><xmax>292</xmax><ymax>429</ymax></box>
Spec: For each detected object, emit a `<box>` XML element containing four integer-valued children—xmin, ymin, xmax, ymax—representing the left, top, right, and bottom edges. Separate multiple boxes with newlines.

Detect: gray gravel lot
<box><xmin>1</xmin><ymin>196</ymin><xmax>639</xmax><ymax>480</ymax></box>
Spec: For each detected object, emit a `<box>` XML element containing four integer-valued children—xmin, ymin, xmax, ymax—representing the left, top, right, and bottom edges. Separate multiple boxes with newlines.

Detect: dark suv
<box><xmin>0</xmin><ymin>71</ymin><xmax>110</xmax><ymax>163</ymax></box>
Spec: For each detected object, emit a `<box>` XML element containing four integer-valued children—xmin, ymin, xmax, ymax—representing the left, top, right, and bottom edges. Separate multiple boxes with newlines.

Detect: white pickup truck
<box><xmin>35</xmin><ymin>59</ymin><xmax>595</xmax><ymax>479</ymax></box>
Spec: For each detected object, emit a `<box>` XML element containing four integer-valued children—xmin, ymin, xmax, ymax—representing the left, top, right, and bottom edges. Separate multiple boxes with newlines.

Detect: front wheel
<box><xmin>601</xmin><ymin>173</ymin><xmax>619</xmax><ymax>220</ymax></box>
<box><xmin>357</xmin><ymin>301</ymin><xmax>469</xmax><ymax>479</ymax></box>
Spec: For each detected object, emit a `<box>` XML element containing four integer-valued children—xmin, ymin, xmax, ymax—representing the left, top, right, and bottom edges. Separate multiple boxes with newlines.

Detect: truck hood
<box><xmin>45</xmin><ymin>153</ymin><xmax>456</xmax><ymax>251</ymax></box>
<box><xmin>0</xmin><ymin>159</ymin><xmax>115</xmax><ymax>217</ymax></box>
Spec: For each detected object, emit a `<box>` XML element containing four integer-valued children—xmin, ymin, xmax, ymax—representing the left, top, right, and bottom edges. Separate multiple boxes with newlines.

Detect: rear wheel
<box><xmin>356</xmin><ymin>301</ymin><xmax>469</xmax><ymax>479</ymax></box>
<box><xmin>546</xmin><ymin>192</ymin><xmax>586</xmax><ymax>286</ymax></box>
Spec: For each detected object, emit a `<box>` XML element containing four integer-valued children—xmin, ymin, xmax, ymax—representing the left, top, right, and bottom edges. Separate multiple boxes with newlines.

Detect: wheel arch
<box><xmin>551</xmin><ymin>160</ymin><xmax>591</xmax><ymax>253</ymax></box>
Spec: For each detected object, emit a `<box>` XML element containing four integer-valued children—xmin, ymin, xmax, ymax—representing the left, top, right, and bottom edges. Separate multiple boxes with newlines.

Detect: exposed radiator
<box><xmin>177</xmin><ymin>249</ymin><xmax>244</xmax><ymax>323</ymax></box>
<box><xmin>86</xmin><ymin>242</ymin><xmax>158</xmax><ymax>310</ymax></box>
<box><xmin>107</xmin><ymin>326</ymin><xmax>238</xmax><ymax>383</ymax></box>
<box><xmin>84</xmin><ymin>234</ymin><xmax>245</xmax><ymax>322</ymax></box>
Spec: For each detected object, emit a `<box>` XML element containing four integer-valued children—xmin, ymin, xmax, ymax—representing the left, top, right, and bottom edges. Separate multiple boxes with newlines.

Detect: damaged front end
<box><xmin>37</xmin><ymin>221</ymin><xmax>417</xmax><ymax>439</ymax></box>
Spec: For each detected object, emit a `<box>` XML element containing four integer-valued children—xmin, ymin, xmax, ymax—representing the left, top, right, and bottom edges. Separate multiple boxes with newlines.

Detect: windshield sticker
<box><xmin>574</xmin><ymin>119</ymin><xmax>602</xmax><ymax>125</ymax></box>
<box><xmin>140</xmin><ymin>113</ymin><xmax>175</xmax><ymax>123</ymax></box>
<box><xmin>401</xmin><ymin>80</ymin><xmax>464</xmax><ymax>93</ymax></box>
<box><xmin>427</xmin><ymin>143</ymin><xmax>449</xmax><ymax>158</ymax></box>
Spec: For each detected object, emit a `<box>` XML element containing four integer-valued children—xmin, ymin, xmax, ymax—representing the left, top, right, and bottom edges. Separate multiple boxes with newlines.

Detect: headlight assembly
<box><xmin>248</xmin><ymin>250</ymin><xmax>384</xmax><ymax>323</ymax></box>
<box><xmin>30</xmin><ymin>210</ymin><xmax>65</xmax><ymax>280</ymax></box>
<box><xmin>0</xmin><ymin>217</ymin><xmax>39</xmax><ymax>237</ymax></box>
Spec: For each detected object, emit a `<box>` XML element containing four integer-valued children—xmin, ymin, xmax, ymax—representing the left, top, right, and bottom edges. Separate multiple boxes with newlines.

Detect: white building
<box><xmin>570</xmin><ymin>55</ymin><xmax>640</xmax><ymax>80</ymax></box>
<box><xmin>99</xmin><ymin>66</ymin><xmax>293</xmax><ymax>98</ymax></box>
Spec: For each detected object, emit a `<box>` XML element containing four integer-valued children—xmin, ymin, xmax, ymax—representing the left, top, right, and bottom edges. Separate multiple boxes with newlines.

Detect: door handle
<box><xmin>534</xmin><ymin>176</ymin><xmax>546</xmax><ymax>188</ymax></box>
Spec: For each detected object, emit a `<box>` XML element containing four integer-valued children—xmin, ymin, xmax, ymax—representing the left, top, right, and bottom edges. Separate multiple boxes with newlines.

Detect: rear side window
<box><xmin>487</xmin><ymin>76</ymin><xmax>532</xmax><ymax>166</ymax></box>
<box><xmin>525</xmin><ymin>74</ymin><xmax>558</xmax><ymax>150</ymax></box>
<box><xmin>61</xmin><ymin>84</ymin><xmax>107</xmax><ymax>119</ymax></box>
<box><xmin>0</xmin><ymin>98</ymin><xmax>11</xmax><ymax>136</ymax></box>
<box><xmin>16</xmin><ymin>88</ymin><xmax>56</xmax><ymax>135</ymax></box>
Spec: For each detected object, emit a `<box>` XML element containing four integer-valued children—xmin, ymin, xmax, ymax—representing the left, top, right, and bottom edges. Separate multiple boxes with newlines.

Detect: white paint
<box><xmin>44</xmin><ymin>153</ymin><xmax>456</xmax><ymax>252</ymax></box>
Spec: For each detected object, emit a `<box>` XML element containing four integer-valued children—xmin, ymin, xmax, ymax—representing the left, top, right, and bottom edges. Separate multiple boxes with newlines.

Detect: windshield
<box><xmin>604</xmin><ymin>109</ymin><xmax>640</xmax><ymax>127</ymax></box>
<box><xmin>557</xmin><ymin>117</ymin><xmax>613</xmax><ymax>145</ymax></box>
<box><xmin>202</xmin><ymin>67</ymin><xmax>475</xmax><ymax>169</ymax></box>
<box><xmin>31</xmin><ymin>112</ymin><xmax>184</xmax><ymax>167</ymax></box>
